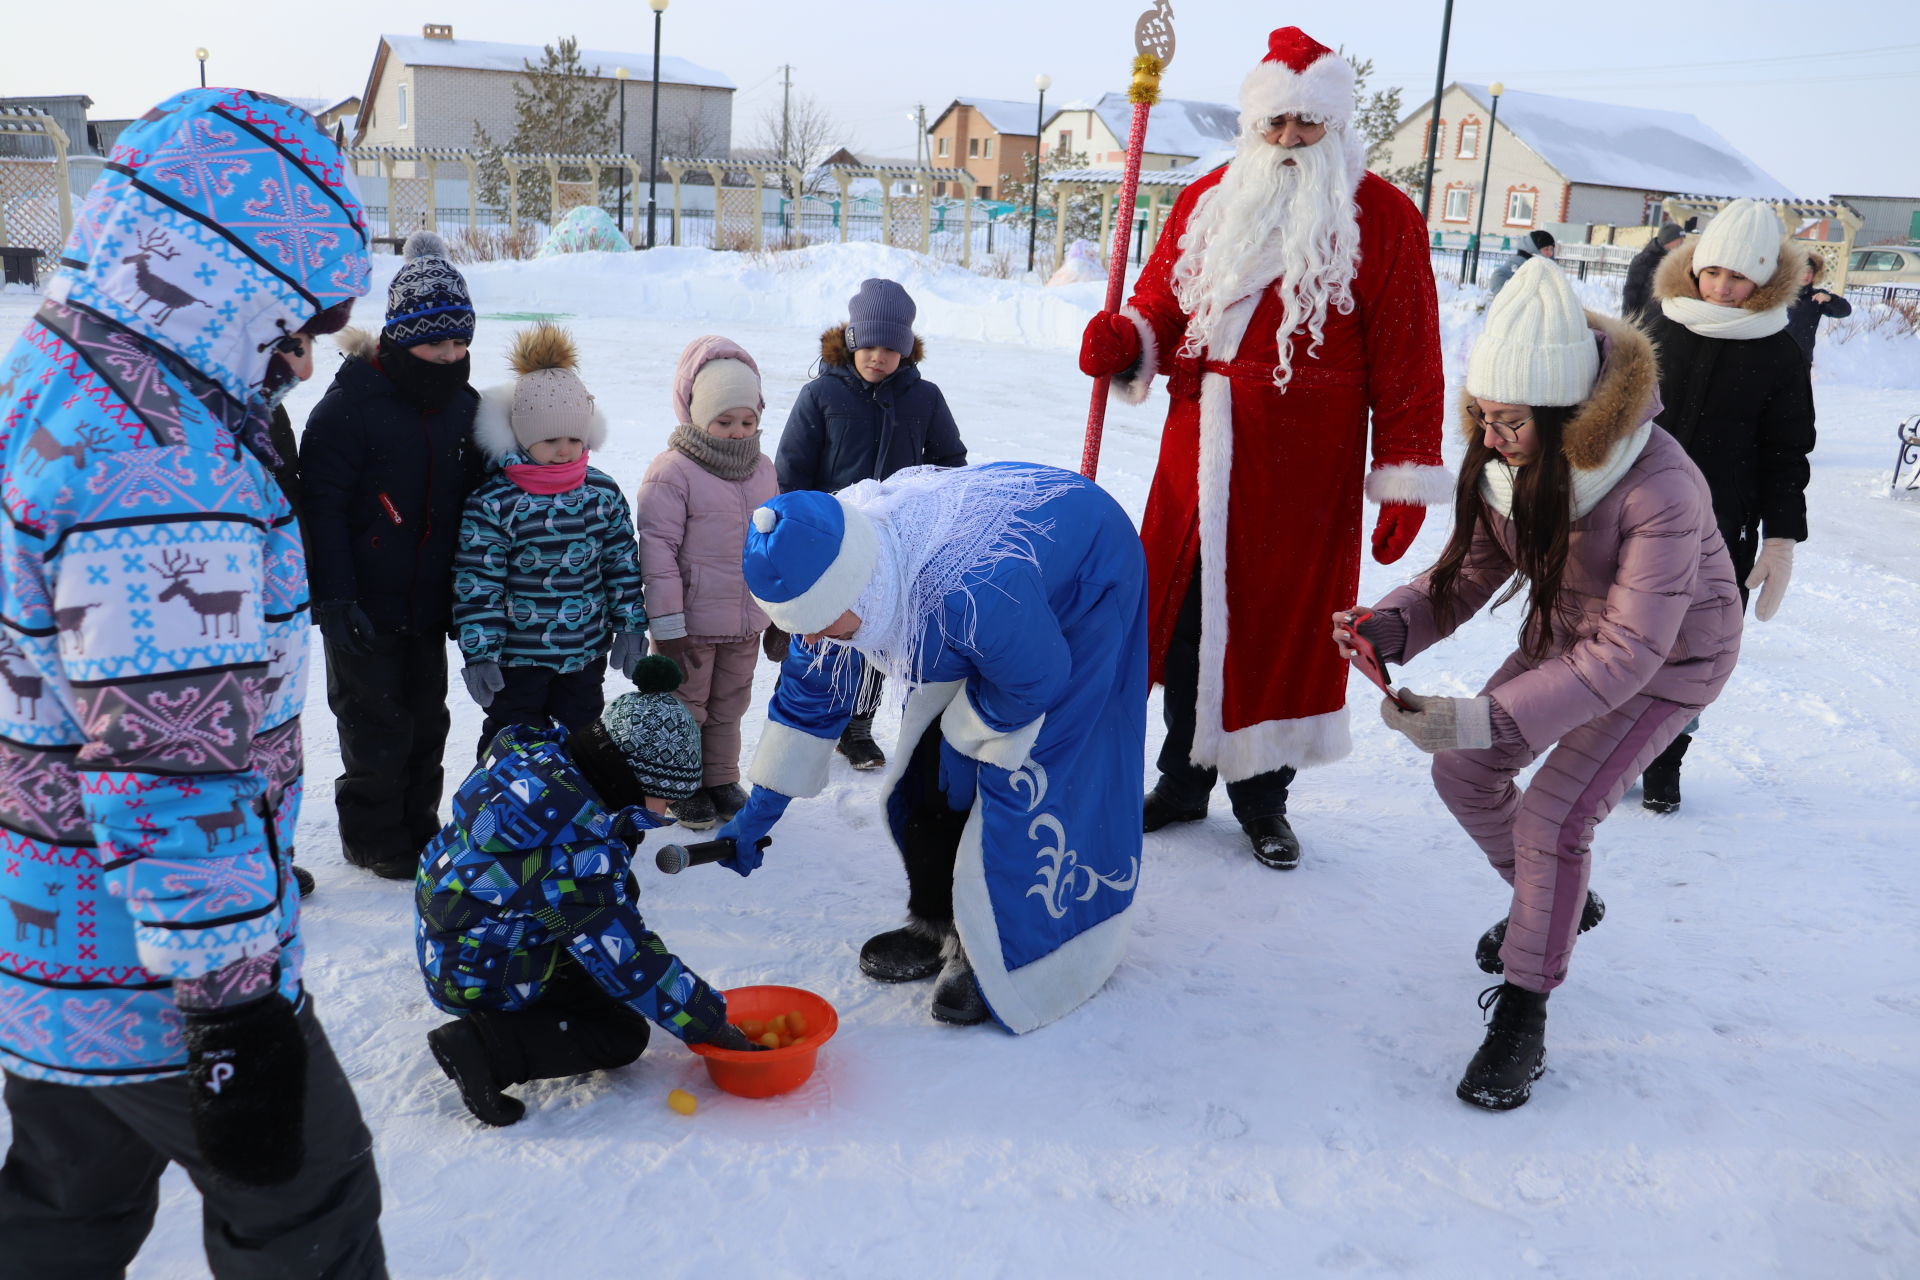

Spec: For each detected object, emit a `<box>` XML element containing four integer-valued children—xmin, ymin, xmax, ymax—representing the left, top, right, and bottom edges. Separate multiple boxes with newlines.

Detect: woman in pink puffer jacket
<box><xmin>1335</xmin><ymin>257</ymin><xmax>1742</xmax><ymax>1111</ymax></box>
<box><xmin>634</xmin><ymin>336</ymin><xmax>779</xmax><ymax>830</ymax></box>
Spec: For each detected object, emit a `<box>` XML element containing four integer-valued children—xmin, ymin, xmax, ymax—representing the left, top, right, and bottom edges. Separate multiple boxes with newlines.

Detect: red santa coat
<box><xmin>1118</xmin><ymin>166</ymin><xmax>1448</xmax><ymax>781</ymax></box>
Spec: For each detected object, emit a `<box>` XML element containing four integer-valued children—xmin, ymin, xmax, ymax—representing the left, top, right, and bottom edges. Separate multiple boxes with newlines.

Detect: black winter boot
<box><xmin>859</xmin><ymin>918</ymin><xmax>947</xmax><ymax>983</ymax></box>
<box><xmin>706</xmin><ymin>782</ymin><xmax>748</xmax><ymax>822</ymax></box>
<box><xmin>291</xmin><ymin>865</ymin><xmax>316</xmax><ymax>898</ymax></box>
<box><xmin>428</xmin><ymin>1020</ymin><xmax>525</xmax><ymax>1127</ymax></box>
<box><xmin>1640</xmin><ymin>733</ymin><xmax>1690</xmax><ymax>814</ymax></box>
<box><xmin>1242</xmin><ymin>814</ymin><xmax>1302</xmax><ymax>870</ymax></box>
<box><xmin>1456</xmin><ymin>983</ymin><xmax>1550</xmax><ymax>1111</ymax></box>
<box><xmin>670</xmin><ymin>788</ymin><xmax>719</xmax><ymax>830</ymax></box>
<box><xmin>838</xmin><ymin>714</ymin><xmax>886</xmax><ymax>771</ymax></box>
<box><xmin>1143</xmin><ymin>788</ymin><xmax>1207</xmax><ymax>833</ymax></box>
<box><xmin>930</xmin><ymin>933</ymin><xmax>990</xmax><ymax>1025</ymax></box>
<box><xmin>1476</xmin><ymin>890</ymin><xmax>1606</xmax><ymax>974</ymax></box>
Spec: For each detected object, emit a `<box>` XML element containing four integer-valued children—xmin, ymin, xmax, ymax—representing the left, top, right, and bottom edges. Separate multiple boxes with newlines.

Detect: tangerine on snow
<box><xmin>667</xmin><ymin>1089</ymin><xmax>697</xmax><ymax>1116</ymax></box>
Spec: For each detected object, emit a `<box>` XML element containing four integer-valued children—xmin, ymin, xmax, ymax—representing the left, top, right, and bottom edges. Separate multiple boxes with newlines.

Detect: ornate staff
<box><xmin>1080</xmin><ymin>1</ymin><xmax>1175</xmax><ymax>481</ymax></box>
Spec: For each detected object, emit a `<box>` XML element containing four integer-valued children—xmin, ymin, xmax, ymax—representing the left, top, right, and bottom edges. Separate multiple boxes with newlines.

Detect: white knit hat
<box><xmin>1466</xmin><ymin>256</ymin><xmax>1599</xmax><ymax>407</ymax></box>
<box><xmin>1693</xmin><ymin>199</ymin><xmax>1785</xmax><ymax>285</ymax></box>
<box><xmin>687</xmin><ymin>357</ymin><xmax>763</xmax><ymax>430</ymax></box>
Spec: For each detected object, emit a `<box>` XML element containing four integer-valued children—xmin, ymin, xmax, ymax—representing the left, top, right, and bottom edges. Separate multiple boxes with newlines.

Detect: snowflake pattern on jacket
<box><xmin>414</xmin><ymin>724</ymin><xmax>725</xmax><ymax>1041</ymax></box>
<box><xmin>452</xmin><ymin>466</ymin><xmax>648</xmax><ymax>672</ymax></box>
<box><xmin>0</xmin><ymin>89</ymin><xmax>369</xmax><ymax>1084</ymax></box>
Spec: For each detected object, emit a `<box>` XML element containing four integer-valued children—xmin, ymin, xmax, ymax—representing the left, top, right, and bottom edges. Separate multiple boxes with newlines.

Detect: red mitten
<box><xmin>1371</xmin><ymin>503</ymin><xmax>1425</xmax><ymax>565</ymax></box>
<box><xmin>1078</xmin><ymin>312</ymin><xmax>1142</xmax><ymax>378</ymax></box>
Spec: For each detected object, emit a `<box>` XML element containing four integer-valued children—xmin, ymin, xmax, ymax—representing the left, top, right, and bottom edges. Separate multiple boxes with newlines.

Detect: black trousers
<box><xmin>0</xmin><ymin>1000</ymin><xmax>386</xmax><ymax>1280</ymax></box>
<box><xmin>1155</xmin><ymin>564</ymin><xmax>1295</xmax><ymax>823</ymax></box>
<box><xmin>453</xmin><ymin>959</ymin><xmax>651</xmax><ymax>1087</ymax></box>
<box><xmin>888</xmin><ymin>721</ymin><xmax>969</xmax><ymax>924</ymax></box>
<box><xmin>476</xmin><ymin>657</ymin><xmax>608</xmax><ymax>762</ymax></box>
<box><xmin>324</xmin><ymin>628</ymin><xmax>450</xmax><ymax>868</ymax></box>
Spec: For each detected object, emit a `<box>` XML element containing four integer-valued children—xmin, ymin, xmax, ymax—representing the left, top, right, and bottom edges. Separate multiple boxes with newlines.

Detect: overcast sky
<box><xmin>7</xmin><ymin>0</ymin><xmax>1916</xmax><ymax>200</ymax></box>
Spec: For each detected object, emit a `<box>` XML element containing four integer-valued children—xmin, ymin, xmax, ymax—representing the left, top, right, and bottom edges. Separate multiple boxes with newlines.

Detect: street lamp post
<box><xmin>645</xmin><ymin>0</ymin><xmax>668</xmax><ymax>249</ymax></box>
<box><xmin>616</xmin><ymin>68</ymin><xmax>629</xmax><ymax>238</ymax></box>
<box><xmin>1028</xmin><ymin>73</ymin><xmax>1051</xmax><ymax>275</ymax></box>
<box><xmin>195</xmin><ymin>48</ymin><xmax>208</xmax><ymax>89</ymax></box>
<box><xmin>1417</xmin><ymin>0</ymin><xmax>1456</xmax><ymax>222</ymax></box>
<box><xmin>1468</xmin><ymin>82</ymin><xmax>1503</xmax><ymax>285</ymax></box>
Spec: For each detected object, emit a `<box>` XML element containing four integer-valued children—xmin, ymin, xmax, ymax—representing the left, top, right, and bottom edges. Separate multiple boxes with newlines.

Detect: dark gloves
<box><xmin>462</xmin><ymin>661</ymin><xmax>504</xmax><ymax>707</ymax></box>
<box><xmin>761</xmin><ymin>626</ymin><xmax>790</xmax><ymax>664</ymax></box>
<box><xmin>698</xmin><ymin>1022</ymin><xmax>768</xmax><ymax>1052</ymax></box>
<box><xmin>653</xmin><ymin>634</ymin><xmax>694</xmax><ymax>661</ymax></box>
<box><xmin>183</xmin><ymin>995</ymin><xmax>308</xmax><ymax>1187</ymax></box>
<box><xmin>1078</xmin><ymin>311</ymin><xmax>1142</xmax><ymax>378</ymax></box>
<box><xmin>716</xmin><ymin>786</ymin><xmax>792</xmax><ymax>877</ymax></box>
<box><xmin>313</xmin><ymin>600</ymin><xmax>377</xmax><ymax>658</ymax></box>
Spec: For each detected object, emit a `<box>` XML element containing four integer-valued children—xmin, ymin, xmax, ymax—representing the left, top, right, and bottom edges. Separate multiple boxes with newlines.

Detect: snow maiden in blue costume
<box><xmin>719</xmin><ymin>463</ymin><xmax>1148</xmax><ymax>1031</ymax></box>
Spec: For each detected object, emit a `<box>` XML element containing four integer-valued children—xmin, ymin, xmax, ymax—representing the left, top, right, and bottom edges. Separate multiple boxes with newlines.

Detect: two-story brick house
<box><xmin>926</xmin><ymin>98</ymin><xmax>1043</xmax><ymax>200</ymax></box>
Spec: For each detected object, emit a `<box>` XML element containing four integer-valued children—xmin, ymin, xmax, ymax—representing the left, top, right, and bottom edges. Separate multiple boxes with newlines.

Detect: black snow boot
<box><xmin>706</xmin><ymin>782</ymin><xmax>748</xmax><ymax>822</ymax></box>
<box><xmin>1456</xmin><ymin>982</ymin><xmax>1549</xmax><ymax>1111</ymax></box>
<box><xmin>837</xmin><ymin>714</ymin><xmax>886</xmax><ymax>771</ymax></box>
<box><xmin>1242</xmin><ymin>814</ymin><xmax>1301</xmax><ymax>870</ymax></box>
<box><xmin>291</xmin><ymin>865</ymin><xmax>316</xmax><ymax>898</ymax></box>
<box><xmin>1476</xmin><ymin>890</ymin><xmax>1606</xmax><ymax>974</ymax></box>
<box><xmin>670</xmin><ymin>787</ymin><xmax>719</xmax><ymax>831</ymax></box>
<box><xmin>428</xmin><ymin>1020</ymin><xmax>526</xmax><ymax>1127</ymax></box>
<box><xmin>1640</xmin><ymin>733</ymin><xmax>1690</xmax><ymax>814</ymax></box>
<box><xmin>365</xmin><ymin>852</ymin><xmax>418</xmax><ymax>881</ymax></box>
<box><xmin>1143</xmin><ymin>788</ymin><xmax>1207</xmax><ymax>833</ymax></box>
<box><xmin>930</xmin><ymin>933</ymin><xmax>990</xmax><ymax>1025</ymax></box>
<box><xmin>859</xmin><ymin>918</ymin><xmax>947</xmax><ymax>982</ymax></box>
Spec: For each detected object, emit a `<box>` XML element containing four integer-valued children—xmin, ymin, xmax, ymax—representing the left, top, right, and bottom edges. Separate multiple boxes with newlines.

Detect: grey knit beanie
<box><xmin>845</xmin><ymin>278</ymin><xmax>916</xmax><ymax>356</ymax></box>
<box><xmin>599</xmin><ymin>657</ymin><xmax>703</xmax><ymax>800</ymax></box>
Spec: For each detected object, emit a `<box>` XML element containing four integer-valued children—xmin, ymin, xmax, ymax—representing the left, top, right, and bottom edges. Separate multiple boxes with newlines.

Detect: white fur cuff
<box><xmin>1110</xmin><ymin>307</ymin><xmax>1158</xmax><ymax>406</ymax></box>
<box><xmin>747</xmin><ymin>720</ymin><xmax>836</xmax><ymax>798</ymax></box>
<box><xmin>1366</xmin><ymin>463</ymin><xmax>1454</xmax><ymax>506</ymax></box>
<box><xmin>940</xmin><ymin>684</ymin><xmax>1045</xmax><ymax>771</ymax></box>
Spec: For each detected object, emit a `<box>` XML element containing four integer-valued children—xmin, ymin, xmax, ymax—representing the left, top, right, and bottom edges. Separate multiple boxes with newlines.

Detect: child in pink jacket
<box><xmin>635</xmin><ymin>337</ymin><xmax>779</xmax><ymax>830</ymax></box>
<box><xmin>1334</xmin><ymin>258</ymin><xmax>1741</xmax><ymax>1112</ymax></box>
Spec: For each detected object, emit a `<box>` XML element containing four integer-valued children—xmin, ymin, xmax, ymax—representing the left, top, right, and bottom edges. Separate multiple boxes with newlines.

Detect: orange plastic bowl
<box><xmin>687</xmin><ymin>985</ymin><xmax>838</xmax><ymax>1098</ymax></box>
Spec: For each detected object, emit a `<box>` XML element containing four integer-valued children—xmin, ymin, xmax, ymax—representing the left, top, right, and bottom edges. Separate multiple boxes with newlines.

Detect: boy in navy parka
<box><xmin>772</xmin><ymin>278</ymin><xmax>968</xmax><ymax>769</ymax></box>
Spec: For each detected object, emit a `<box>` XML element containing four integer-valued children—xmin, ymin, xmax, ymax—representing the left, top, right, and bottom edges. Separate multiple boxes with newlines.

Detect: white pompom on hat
<box><xmin>1465</xmin><ymin>256</ymin><xmax>1599</xmax><ymax>408</ymax></box>
<box><xmin>1238</xmin><ymin>27</ymin><xmax>1355</xmax><ymax>134</ymax></box>
<box><xmin>1692</xmin><ymin>198</ymin><xmax>1786</xmax><ymax>285</ymax></box>
<box><xmin>687</xmin><ymin>357</ymin><xmax>764</xmax><ymax>430</ymax></box>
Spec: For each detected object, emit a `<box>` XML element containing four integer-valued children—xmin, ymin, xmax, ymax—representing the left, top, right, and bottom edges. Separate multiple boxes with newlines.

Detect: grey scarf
<box><xmin>670</xmin><ymin>422</ymin><xmax>765</xmax><ymax>481</ymax></box>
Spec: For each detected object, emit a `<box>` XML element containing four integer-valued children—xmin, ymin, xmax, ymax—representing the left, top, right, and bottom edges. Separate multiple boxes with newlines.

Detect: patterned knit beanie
<box><xmin>598</xmin><ymin>657</ymin><xmax>703</xmax><ymax>800</ymax></box>
<box><xmin>384</xmin><ymin>230</ymin><xmax>476</xmax><ymax>347</ymax></box>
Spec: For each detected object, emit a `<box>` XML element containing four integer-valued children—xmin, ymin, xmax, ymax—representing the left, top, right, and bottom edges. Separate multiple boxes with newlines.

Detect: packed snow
<box><xmin>3</xmin><ymin>241</ymin><xmax>1917</xmax><ymax>1278</ymax></box>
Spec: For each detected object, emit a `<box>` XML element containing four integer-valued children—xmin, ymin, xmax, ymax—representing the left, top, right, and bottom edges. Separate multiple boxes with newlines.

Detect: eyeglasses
<box><xmin>1464</xmin><ymin>404</ymin><xmax>1532</xmax><ymax>443</ymax></box>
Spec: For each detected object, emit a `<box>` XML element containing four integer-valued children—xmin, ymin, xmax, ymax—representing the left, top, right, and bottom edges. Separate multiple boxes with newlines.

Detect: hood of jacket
<box><xmin>1652</xmin><ymin>235</ymin><xmax>1803</xmax><ymax>314</ymax></box>
<box><xmin>1458</xmin><ymin>310</ymin><xmax>1658</xmax><ymax>471</ymax></box>
<box><xmin>820</xmin><ymin>323</ymin><xmax>926</xmax><ymax>368</ymax></box>
<box><xmin>47</xmin><ymin>88</ymin><xmax>369</xmax><ymax>409</ymax></box>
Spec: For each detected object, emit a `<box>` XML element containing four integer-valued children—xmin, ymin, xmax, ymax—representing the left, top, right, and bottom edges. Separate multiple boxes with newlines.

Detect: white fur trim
<box><xmin>940</xmin><ymin>683</ymin><xmax>1045</xmax><ymax>771</ymax></box>
<box><xmin>752</xmin><ymin>507</ymin><xmax>778</xmax><ymax>533</ymax></box>
<box><xmin>1238</xmin><ymin>54</ymin><xmax>1355</xmax><ymax>132</ymax></box>
<box><xmin>746</xmin><ymin>720</ymin><xmax>836</xmax><ymax>799</ymax></box>
<box><xmin>1209</xmin><ymin>706</ymin><xmax>1353</xmax><ymax>781</ymax></box>
<box><xmin>584</xmin><ymin>405</ymin><xmax>608</xmax><ymax>452</ymax></box>
<box><xmin>1365</xmin><ymin>463</ymin><xmax>1454</xmax><ymax>506</ymax></box>
<box><xmin>1110</xmin><ymin>307</ymin><xmax>1159</xmax><ymax>407</ymax></box>
<box><xmin>879</xmin><ymin>681</ymin><xmax>963</xmax><ymax>796</ymax></box>
<box><xmin>751</xmin><ymin>500</ymin><xmax>881</xmax><ymax>635</ymax></box>
<box><xmin>473</xmin><ymin>384</ymin><xmax>518</xmax><ymax>462</ymax></box>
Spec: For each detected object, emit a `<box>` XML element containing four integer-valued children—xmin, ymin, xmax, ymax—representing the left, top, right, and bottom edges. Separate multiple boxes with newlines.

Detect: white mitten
<box><xmin>1380</xmin><ymin>689</ymin><xmax>1494</xmax><ymax>754</ymax></box>
<box><xmin>1744</xmin><ymin>537</ymin><xmax>1794</xmax><ymax>622</ymax></box>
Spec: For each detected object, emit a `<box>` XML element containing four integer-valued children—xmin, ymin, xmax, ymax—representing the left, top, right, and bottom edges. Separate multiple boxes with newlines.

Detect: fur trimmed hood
<box><xmin>1652</xmin><ymin>235</ymin><xmax>1803</xmax><ymax>313</ymax></box>
<box><xmin>820</xmin><ymin>324</ymin><xmax>925</xmax><ymax>368</ymax></box>
<box><xmin>1459</xmin><ymin>310</ymin><xmax>1658</xmax><ymax>471</ymax></box>
<box><xmin>334</xmin><ymin>326</ymin><xmax>377</xmax><ymax>361</ymax></box>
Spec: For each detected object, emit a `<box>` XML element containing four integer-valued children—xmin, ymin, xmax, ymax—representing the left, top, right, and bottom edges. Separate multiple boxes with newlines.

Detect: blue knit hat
<box><xmin>743</xmin><ymin>491</ymin><xmax>879</xmax><ymax>634</ymax></box>
<box><xmin>384</xmin><ymin>230</ymin><xmax>476</xmax><ymax>347</ymax></box>
<box><xmin>845</xmin><ymin>278</ymin><xmax>916</xmax><ymax>357</ymax></box>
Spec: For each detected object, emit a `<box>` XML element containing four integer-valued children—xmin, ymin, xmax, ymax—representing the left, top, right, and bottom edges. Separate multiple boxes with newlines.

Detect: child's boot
<box><xmin>669</xmin><ymin>788</ymin><xmax>719</xmax><ymax>830</ymax></box>
<box><xmin>837</xmin><ymin>714</ymin><xmax>886</xmax><ymax>771</ymax></box>
<box><xmin>1640</xmin><ymin>733</ymin><xmax>1690</xmax><ymax>813</ymax></box>
<box><xmin>1456</xmin><ymin>983</ymin><xmax>1549</xmax><ymax>1111</ymax></box>
<box><xmin>706</xmin><ymin>782</ymin><xmax>748</xmax><ymax>821</ymax></box>
<box><xmin>1476</xmin><ymin>890</ymin><xmax>1605</xmax><ymax>974</ymax></box>
<box><xmin>428</xmin><ymin>1019</ymin><xmax>526</xmax><ymax>1126</ymax></box>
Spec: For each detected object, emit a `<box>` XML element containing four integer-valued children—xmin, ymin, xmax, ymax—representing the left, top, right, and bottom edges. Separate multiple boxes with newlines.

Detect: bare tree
<box><xmin>749</xmin><ymin>91</ymin><xmax>842</xmax><ymax>197</ymax></box>
<box><xmin>660</xmin><ymin>100</ymin><xmax>726</xmax><ymax>161</ymax></box>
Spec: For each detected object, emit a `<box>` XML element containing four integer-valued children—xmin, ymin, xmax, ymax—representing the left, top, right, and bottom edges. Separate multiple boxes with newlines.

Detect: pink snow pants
<box><xmin>1430</xmin><ymin>653</ymin><xmax>1695</xmax><ymax>993</ymax></box>
<box><xmin>662</xmin><ymin>637</ymin><xmax>761</xmax><ymax>787</ymax></box>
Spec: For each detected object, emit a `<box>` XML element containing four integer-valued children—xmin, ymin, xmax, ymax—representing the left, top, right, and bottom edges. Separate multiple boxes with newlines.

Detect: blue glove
<box><xmin>938</xmin><ymin>739</ymin><xmax>978</xmax><ymax>811</ymax></box>
<box><xmin>609</xmin><ymin>631</ymin><xmax>647</xmax><ymax>677</ymax></box>
<box><xmin>716</xmin><ymin>786</ymin><xmax>791</xmax><ymax>877</ymax></box>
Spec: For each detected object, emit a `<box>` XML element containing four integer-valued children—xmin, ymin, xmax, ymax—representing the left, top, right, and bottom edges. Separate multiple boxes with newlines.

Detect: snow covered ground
<box><xmin>4</xmin><ymin>243</ymin><xmax>1918</xmax><ymax>1278</ymax></box>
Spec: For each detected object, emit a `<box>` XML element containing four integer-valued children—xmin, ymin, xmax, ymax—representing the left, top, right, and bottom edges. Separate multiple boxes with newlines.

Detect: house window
<box><xmin>937</xmin><ymin>137</ymin><xmax>949</xmax><ymax>157</ymax></box>
<box><xmin>983</xmin><ymin>137</ymin><xmax>994</xmax><ymax>159</ymax></box>
<box><xmin>397</xmin><ymin>84</ymin><xmax>409</xmax><ymax>129</ymax></box>
<box><xmin>968</xmin><ymin>138</ymin><xmax>980</xmax><ymax>158</ymax></box>
<box><xmin>1057</xmin><ymin>129</ymin><xmax>1072</xmax><ymax>154</ymax></box>
<box><xmin>977</xmin><ymin>185</ymin><xmax>991</xmax><ymax>199</ymax></box>
<box><xmin>1458</xmin><ymin>120</ymin><xmax>1479</xmax><ymax>159</ymax></box>
<box><xmin>1505</xmin><ymin>187</ymin><xmax>1538</xmax><ymax>227</ymax></box>
<box><xmin>1443</xmin><ymin>185</ymin><xmax>1472</xmax><ymax>222</ymax></box>
<box><xmin>1422</xmin><ymin>117</ymin><xmax>1446</xmax><ymax>155</ymax></box>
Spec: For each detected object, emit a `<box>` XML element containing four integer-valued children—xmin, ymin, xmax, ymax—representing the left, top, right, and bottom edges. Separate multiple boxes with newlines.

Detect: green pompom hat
<box><xmin>582</xmin><ymin>656</ymin><xmax>703</xmax><ymax>802</ymax></box>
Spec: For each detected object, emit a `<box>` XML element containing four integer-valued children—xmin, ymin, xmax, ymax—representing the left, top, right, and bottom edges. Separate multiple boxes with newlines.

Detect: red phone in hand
<box><xmin>1344</xmin><ymin>610</ymin><xmax>1411</xmax><ymax>711</ymax></box>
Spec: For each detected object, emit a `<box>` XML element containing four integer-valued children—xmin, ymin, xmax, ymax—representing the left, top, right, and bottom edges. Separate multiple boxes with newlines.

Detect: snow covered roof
<box><xmin>1454</xmin><ymin>83</ymin><xmax>1790</xmax><ymax>198</ymax></box>
<box><xmin>935</xmin><ymin>97</ymin><xmax>1044</xmax><ymax>137</ymax></box>
<box><xmin>1047</xmin><ymin>146</ymin><xmax>1233</xmax><ymax>188</ymax></box>
<box><xmin>1089</xmin><ymin>93</ymin><xmax>1240</xmax><ymax>159</ymax></box>
<box><xmin>379</xmin><ymin>33</ymin><xmax>733</xmax><ymax>90</ymax></box>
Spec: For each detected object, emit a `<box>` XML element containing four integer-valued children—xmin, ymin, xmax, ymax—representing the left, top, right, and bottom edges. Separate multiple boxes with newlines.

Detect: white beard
<box><xmin>1172</xmin><ymin>127</ymin><xmax>1366</xmax><ymax>389</ymax></box>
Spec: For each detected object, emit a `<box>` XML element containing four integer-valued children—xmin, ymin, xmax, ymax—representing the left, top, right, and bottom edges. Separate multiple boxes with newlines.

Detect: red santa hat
<box><xmin>1239</xmin><ymin>27</ymin><xmax>1355</xmax><ymax>133</ymax></box>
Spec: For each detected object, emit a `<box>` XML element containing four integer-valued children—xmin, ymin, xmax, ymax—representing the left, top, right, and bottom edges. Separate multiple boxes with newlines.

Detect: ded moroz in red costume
<box><xmin>1115</xmin><ymin>27</ymin><xmax>1448</xmax><ymax>780</ymax></box>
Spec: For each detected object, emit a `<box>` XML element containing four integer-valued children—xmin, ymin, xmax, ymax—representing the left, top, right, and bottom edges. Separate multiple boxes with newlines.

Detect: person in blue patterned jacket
<box><xmin>0</xmin><ymin>90</ymin><xmax>386</xmax><ymax>1277</ymax></box>
<box><xmin>453</xmin><ymin>323</ymin><xmax>649</xmax><ymax>758</ymax></box>
<box><xmin>417</xmin><ymin>656</ymin><xmax>757</xmax><ymax>1126</ymax></box>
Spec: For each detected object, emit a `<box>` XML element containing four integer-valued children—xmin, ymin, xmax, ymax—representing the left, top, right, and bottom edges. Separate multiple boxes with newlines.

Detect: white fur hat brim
<box><xmin>1239</xmin><ymin>52</ymin><xmax>1355</xmax><ymax>133</ymax></box>
<box><xmin>749</xmin><ymin>499</ymin><xmax>880</xmax><ymax>635</ymax></box>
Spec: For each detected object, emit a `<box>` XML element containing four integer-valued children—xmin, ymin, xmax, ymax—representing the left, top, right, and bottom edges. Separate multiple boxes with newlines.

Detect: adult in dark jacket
<box><xmin>301</xmin><ymin>232</ymin><xmax>484</xmax><ymax>877</ymax></box>
<box><xmin>1784</xmin><ymin>249</ymin><xmax>1853</xmax><ymax>360</ymax></box>
<box><xmin>1638</xmin><ymin>199</ymin><xmax>1815</xmax><ymax>812</ymax></box>
<box><xmin>773</xmin><ymin>279</ymin><xmax>967</xmax><ymax>769</ymax></box>
<box><xmin>1486</xmin><ymin>229</ymin><xmax>1556</xmax><ymax>296</ymax></box>
<box><xmin>1620</xmin><ymin>222</ymin><xmax>1683</xmax><ymax>325</ymax></box>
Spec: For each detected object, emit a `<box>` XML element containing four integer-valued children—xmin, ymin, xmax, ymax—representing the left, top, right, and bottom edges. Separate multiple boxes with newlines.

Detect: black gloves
<box><xmin>183</xmin><ymin>995</ymin><xmax>309</xmax><ymax>1186</ymax></box>
<box><xmin>761</xmin><ymin>626</ymin><xmax>790</xmax><ymax>664</ymax></box>
<box><xmin>698</xmin><ymin>1022</ymin><xmax>767</xmax><ymax>1052</ymax></box>
<box><xmin>313</xmin><ymin>600</ymin><xmax>377</xmax><ymax>658</ymax></box>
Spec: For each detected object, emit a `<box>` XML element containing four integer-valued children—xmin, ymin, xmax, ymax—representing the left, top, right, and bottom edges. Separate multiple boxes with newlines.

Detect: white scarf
<box><xmin>1660</xmin><ymin>295</ymin><xmax>1789</xmax><ymax>340</ymax></box>
<box><xmin>1480</xmin><ymin>420</ymin><xmax>1653</xmax><ymax>521</ymax></box>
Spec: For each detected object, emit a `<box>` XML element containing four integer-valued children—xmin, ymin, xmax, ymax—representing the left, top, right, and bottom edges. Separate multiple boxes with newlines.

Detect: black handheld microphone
<box><xmin>654</xmin><ymin>836</ymin><xmax>772</xmax><ymax>874</ymax></box>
